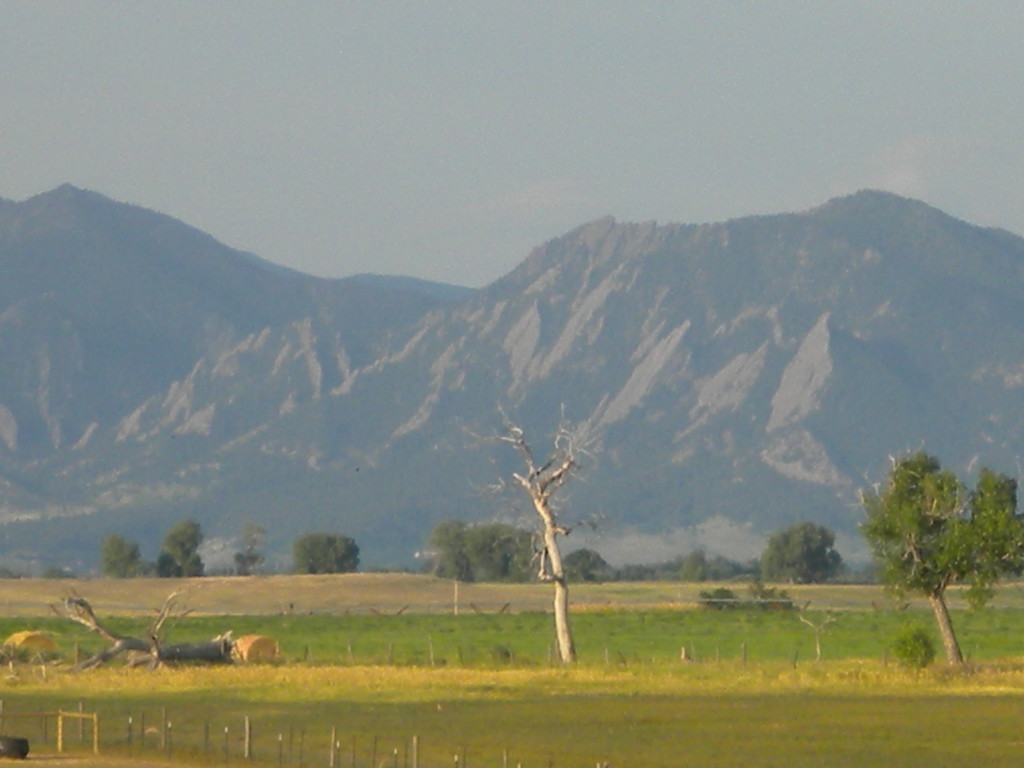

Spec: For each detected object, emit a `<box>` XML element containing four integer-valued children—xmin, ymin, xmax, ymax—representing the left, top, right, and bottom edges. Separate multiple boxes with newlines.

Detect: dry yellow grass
<box><xmin>4</xmin><ymin>572</ymin><xmax>1020</xmax><ymax>620</ymax></box>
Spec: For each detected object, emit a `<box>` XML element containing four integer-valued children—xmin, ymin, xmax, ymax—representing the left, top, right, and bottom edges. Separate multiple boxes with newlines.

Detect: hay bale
<box><xmin>232</xmin><ymin>635</ymin><xmax>279</xmax><ymax>663</ymax></box>
<box><xmin>3</xmin><ymin>631</ymin><xmax>58</xmax><ymax>654</ymax></box>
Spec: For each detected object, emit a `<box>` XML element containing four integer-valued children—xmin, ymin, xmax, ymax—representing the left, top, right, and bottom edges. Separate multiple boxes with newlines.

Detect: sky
<box><xmin>3</xmin><ymin>3</ymin><xmax>1024</xmax><ymax>288</ymax></box>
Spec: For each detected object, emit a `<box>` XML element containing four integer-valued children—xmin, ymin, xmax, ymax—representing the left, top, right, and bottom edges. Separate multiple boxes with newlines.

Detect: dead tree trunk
<box><xmin>53</xmin><ymin>592</ymin><xmax>234</xmax><ymax>669</ymax></box>
<box><xmin>501</xmin><ymin>418</ymin><xmax>585</xmax><ymax>664</ymax></box>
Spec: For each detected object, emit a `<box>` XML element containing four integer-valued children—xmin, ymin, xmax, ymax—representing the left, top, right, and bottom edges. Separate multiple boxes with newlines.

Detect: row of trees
<box><xmin>101</xmin><ymin>523</ymin><xmax>360</xmax><ymax>577</ymax></box>
<box><xmin>102</xmin><ymin>520</ymin><xmax>205</xmax><ymax>578</ymax></box>
<box><xmin>424</xmin><ymin>518</ymin><xmax>842</xmax><ymax>586</ymax></box>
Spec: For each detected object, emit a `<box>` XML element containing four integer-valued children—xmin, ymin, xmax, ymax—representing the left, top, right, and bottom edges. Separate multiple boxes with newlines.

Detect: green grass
<box><xmin>6</xmin><ymin>579</ymin><xmax>1024</xmax><ymax>766</ymax></box>
<box><xmin>6</xmin><ymin>601</ymin><xmax>1024</xmax><ymax>667</ymax></box>
<box><xmin>7</xmin><ymin>664</ymin><xmax>1024</xmax><ymax>767</ymax></box>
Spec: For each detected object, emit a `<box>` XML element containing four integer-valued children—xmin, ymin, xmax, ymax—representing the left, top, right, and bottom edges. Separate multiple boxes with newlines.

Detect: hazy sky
<box><xmin>3</xmin><ymin>3</ymin><xmax>1023</xmax><ymax>287</ymax></box>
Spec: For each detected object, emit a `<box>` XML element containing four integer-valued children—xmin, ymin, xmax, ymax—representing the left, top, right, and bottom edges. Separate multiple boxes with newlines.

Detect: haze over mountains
<box><xmin>3</xmin><ymin>185</ymin><xmax>1024</xmax><ymax>573</ymax></box>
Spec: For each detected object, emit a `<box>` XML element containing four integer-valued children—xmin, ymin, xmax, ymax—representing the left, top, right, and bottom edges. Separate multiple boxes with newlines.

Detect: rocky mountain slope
<box><xmin>3</xmin><ymin>186</ymin><xmax>1024</xmax><ymax>572</ymax></box>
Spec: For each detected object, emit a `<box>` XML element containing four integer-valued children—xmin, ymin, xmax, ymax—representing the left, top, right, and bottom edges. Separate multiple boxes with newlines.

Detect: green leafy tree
<box><xmin>464</xmin><ymin>523</ymin><xmax>534</xmax><ymax>582</ymax></box>
<box><xmin>100</xmin><ymin>533</ymin><xmax>142</xmax><ymax>578</ymax></box>
<box><xmin>862</xmin><ymin>452</ymin><xmax>1024</xmax><ymax>664</ymax></box>
<box><xmin>760</xmin><ymin>522</ymin><xmax>843</xmax><ymax>584</ymax></box>
<box><xmin>292</xmin><ymin>533</ymin><xmax>360</xmax><ymax>574</ymax></box>
<box><xmin>157</xmin><ymin>519</ymin><xmax>205</xmax><ymax>577</ymax></box>
<box><xmin>679</xmin><ymin>550</ymin><xmax>709</xmax><ymax>581</ymax></box>
<box><xmin>427</xmin><ymin>520</ymin><xmax>474</xmax><ymax>581</ymax></box>
<box><xmin>234</xmin><ymin>523</ymin><xmax>266</xmax><ymax>576</ymax></box>
<box><xmin>563</xmin><ymin>548</ymin><xmax>613</xmax><ymax>582</ymax></box>
<box><xmin>426</xmin><ymin>521</ymin><xmax>534</xmax><ymax>582</ymax></box>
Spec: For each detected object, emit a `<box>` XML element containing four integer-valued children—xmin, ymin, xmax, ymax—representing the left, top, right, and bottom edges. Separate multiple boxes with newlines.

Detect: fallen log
<box><xmin>52</xmin><ymin>592</ymin><xmax>234</xmax><ymax>669</ymax></box>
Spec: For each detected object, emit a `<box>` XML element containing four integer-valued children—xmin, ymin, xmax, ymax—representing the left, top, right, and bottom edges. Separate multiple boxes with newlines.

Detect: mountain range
<box><xmin>3</xmin><ymin>184</ymin><xmax>1024</xmax><ymax>573</ymax></box>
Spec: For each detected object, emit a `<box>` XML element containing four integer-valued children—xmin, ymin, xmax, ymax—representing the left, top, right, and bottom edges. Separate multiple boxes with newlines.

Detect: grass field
<box><xmin>3</xmin><ymin>575</ymin><xmax>1024</xmax><ymax>767</ymax></box>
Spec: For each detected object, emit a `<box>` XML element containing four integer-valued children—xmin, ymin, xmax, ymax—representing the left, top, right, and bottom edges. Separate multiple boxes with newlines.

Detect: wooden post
<box><xmin>93</xmin><ymin>713</ymin><xmax>100</xmax><ymax>755</ymax></box>
<box><xmin>244</xmin><ymin>715</ymin><xmax>252</xmax><ymax>760</ymax></box>
<box><xmin>741</xmin><ymin>641</ymin><xmax>747</xmax><ymax>664</ymax></box>
<box><xmin>329</xmin><ymin>727</ymin><xmax>337</xmax><ymax>768</ymax></box>
<box><xmin>428</xmin><ymin>636</ymin><xmax>435</xmax><ymax>667</ymax></box>
<box><xmin>78</xmin><ymin>701</ymin><xmax>85</xmax><ymax>742</ymax></box>
<box><xmin>57</xmin><ymin>711</ymin><xmax>64</xmax><ymax>753</ymax></box>
<box><xmin>412</xmin><ymin>735</ymin><xmax>418</xmax><ymax>768</ymax></box>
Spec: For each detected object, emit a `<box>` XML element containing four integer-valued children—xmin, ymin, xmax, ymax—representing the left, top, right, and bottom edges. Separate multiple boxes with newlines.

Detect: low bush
<box><xmin>891</xmin><ymin>624</ymin><xmax>936</xmax><ymax>669</ymax></box>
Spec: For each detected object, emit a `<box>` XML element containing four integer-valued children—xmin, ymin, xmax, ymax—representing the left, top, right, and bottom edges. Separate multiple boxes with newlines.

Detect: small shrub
<box><xmin>891</xmin><ymin>625</ymin><xmax>936</xmax><ymax>669</ymax></box>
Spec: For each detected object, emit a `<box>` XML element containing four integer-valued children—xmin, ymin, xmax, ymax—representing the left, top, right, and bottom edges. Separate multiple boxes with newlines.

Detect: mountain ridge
<box><xmin>3</xmin><ymin>186</ymin><xmax>1024</xmax><ymax>572</ymax></box>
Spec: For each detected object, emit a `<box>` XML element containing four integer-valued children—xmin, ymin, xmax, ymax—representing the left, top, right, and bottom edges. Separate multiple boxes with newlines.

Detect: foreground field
<box><xmin>7</xmin><ymin>664</ymin><xmax>1024</xmax><ymax>768</ymax></box>
<box><xmin>3</xmin><ymin>575</ymin><xmax>1024</xmax><ymax>767</ymax></box>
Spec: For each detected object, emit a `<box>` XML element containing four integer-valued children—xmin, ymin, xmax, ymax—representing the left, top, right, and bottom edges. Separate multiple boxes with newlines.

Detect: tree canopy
<box><xmin>234</xmin><ymin>523</ymin><xmax>266</xmax><ymax>576</ymax></box>
<box><xmin>760</xmin><ymin>521</ymin><xmax>843</xmax><ymax>584</ymax></box>
<box><xmin>862</xmin><ymin>451</ymin><xmax>1024</xmax><ymax>664</ymax></box>
<box><xmin>157</xmin><ymin>519</ymin><xmax>204</xmax><ymax>577</ymax></box>
<box><xmin>427</xmin><ymin>520</ymin><xmax>534</xmax><ymax>582</ymax></box>
<box><xmin>562</xmin><ymin>548</ymin><xmax>613</xmax><ymax>582</ymax></box>
<box><xmin>100</xmin><ymin>533</ymin><xmax>142</xmax><ymax>578</ymax></box>
<box><xmin>292</xmin><ymin>533</ymin><xmax>360</xmax><ymax>574</ymax></box>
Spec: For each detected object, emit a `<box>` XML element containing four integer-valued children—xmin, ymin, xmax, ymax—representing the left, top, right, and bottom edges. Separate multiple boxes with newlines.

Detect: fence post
<box><xmin>244</xmin><ymin>716</ymin><xmax>252</xmax><ymax>760</ymax></box>
<box><xmin>329</xmin><ymin>727</ymin><xmax>337</xmax><ymax>768</ymax></box>
<box><xmin>93</xmin><ymin>713</ymin><xmax>99</xmax><ymax>755</ymax></box>
<box><xmin>57</xmin><ymin>711</ymin><xmax>64</xmax><ymax>753</ymax></box>
<box><xmin>412</xmin><ymin>735</ymin><xmax>418</xmax><ymax>768</ymax></box>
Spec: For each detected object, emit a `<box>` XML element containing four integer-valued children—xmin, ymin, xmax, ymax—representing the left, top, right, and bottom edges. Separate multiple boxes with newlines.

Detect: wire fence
<box><xmin>0</xmin><ymin>702</ymin><xmax>563</xmax><ymax>768</ymax></box>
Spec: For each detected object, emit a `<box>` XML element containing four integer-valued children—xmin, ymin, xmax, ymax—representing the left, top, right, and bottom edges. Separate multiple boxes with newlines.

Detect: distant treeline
<box><xmin>423</xmin><ymin>519</ymin><xmax>857</xmax><ymax>584</ymax></box>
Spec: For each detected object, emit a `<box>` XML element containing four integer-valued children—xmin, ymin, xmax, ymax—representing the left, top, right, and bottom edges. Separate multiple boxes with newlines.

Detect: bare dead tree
<box><xmin>52</xmin><ymin>590</ymin><xmax>234</xmax><ymax>670</ymax></box>
<box><xmin>797</xmin><ymin>603</ymin><xmax>837</xmax><ymax>662</ymax></box>
<box><xmin>498</xmin><ymin>415</ymin><xmax>589</xmax><ymax>663</ymax></box>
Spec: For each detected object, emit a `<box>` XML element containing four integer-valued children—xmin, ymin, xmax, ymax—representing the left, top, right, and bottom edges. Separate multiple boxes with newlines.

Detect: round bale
<box><xmin>4</xmin><ymin>631</ymin><xmax>58</xmax><ymax>655</ymax></box>
<box><xmin>232</xmin><ymin>634</ymin><xmax>279</xmax><ymax>663</ymax></box>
